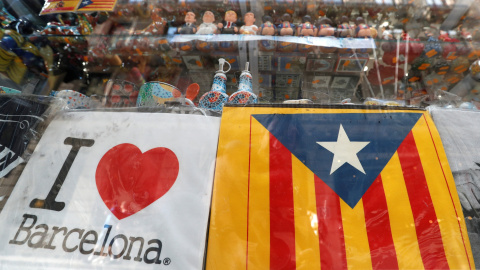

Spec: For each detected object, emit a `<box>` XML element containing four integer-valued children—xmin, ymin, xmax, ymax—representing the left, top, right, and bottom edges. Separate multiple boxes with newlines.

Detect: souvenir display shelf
<box><xmin>0</xmin><ymin>0</ymin><xmax>479</xmax><ymax>108</ymax></box>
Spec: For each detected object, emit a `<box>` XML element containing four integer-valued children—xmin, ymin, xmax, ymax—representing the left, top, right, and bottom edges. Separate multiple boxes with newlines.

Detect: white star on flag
<box><xmin>317</xmin><ymin>124</ymin><xmax>370</xmax><ymax>175</ymax></box>
<box><xmin>78</xmin><ymin>0</ymin><xmax>93</xmax><ymax>8</ymax></box>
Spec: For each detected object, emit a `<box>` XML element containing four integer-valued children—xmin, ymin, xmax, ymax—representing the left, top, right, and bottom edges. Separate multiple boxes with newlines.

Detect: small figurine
<box><xmin>277</xmin><ymin>13</ymin><xmax>297</xmax><ymax>52</ymax></box>
<box><xmin>177</xmin><ymin>11</ymin><xmax>197</xmax><ymax>34</ymax></box>
<box><xmin>355</xmin><ymin>17</ymin><xmax>374</xmax><ymax>53</ymax></box>
<box><xmin>173</xmin><ymin>11</ymin><xmax>196</xmax><ymax>51</ymax></box>
<box><xmin>316</xmin><ymin>18</ymin><xmax>335</xmax><ymax>37</ymax></box>
<box><xmin>297</xmin><ymin>15</ymin><xmax>316</xmax><ymax>37</ymax></box>
<box><xmin>277</xmin><ymin>13</ymin><xmax>295</xmax><ymax>36</ymax></box>
<box><xmin>355</xmin><ymin>17</ymin><xmax>372</xmax><ymax>38</ymax></box>
<box><xmin>337</xmin><ymin>15</ymin><xmax>353</xmax><ymax>37</ymax></box>
<box><xmin>316</xmin><ymin>17</ymin><xmax>337</xmax><ymax>53</ymax></box>
<box><xmin>296</xmin><ymin>15</ymin><xmax>315</xmax><ymax>53</ymax></box>
<box><xmin>196</xmin><ymin>11</ymin><xmax>218</xmax><ymax>35</ymax></box>
<box><xmin>258</xmin><ymin>15</ymin><xmax>276</xmax><ymax>51</ymax></box>
<box><xmin>218</xmin><ymin>10</ymin><xmax>238</xmax><ymax>34</ymax></box>
<box><xmin>259</xmin><ymin>15</ymin><xmax>276</xmax><ymax>35</ymax></box>
<box><xmin>196</xmin><ymin>11</ymin><xmax>216</xmax><ymax>52</ymax></box>
<box><xmin>240</xmin><ymin>12</ymin><xmax>258</xmax><ymax>35</ymax></box>
<box><xmin>218</xmin><ymin>10</ymin><xmax>238</xmax><ymax>52</ymax></box>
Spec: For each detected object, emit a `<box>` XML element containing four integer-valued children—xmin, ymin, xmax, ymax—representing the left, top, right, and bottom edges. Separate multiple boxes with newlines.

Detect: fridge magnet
<box><xmin>182</xmin><ymin>55</ymin><xmax>204</xmax><ymax>70</ymax></box>
<box><xmin>335</xmin><ymin>56</ymin><xmax>368</xmax><ymax>73</ymax></box>
<box><xmin>306</xmin><ymin>57</ymin><xmax>336</xmax><ymax>72</ymax></box>
<box><xmin>330</xmin><ymin>75</ymin><xmax>359</xmax><ymax>89</ymax></box>
<box><xmin>311</xmin><ymin>75</ymin><xmax>332</xmax><ymax>89</ymax></box>
<box><xmin>276</xmin><ymin>74</ymin><xmax>301</xmax><ymax>88</ymax></box>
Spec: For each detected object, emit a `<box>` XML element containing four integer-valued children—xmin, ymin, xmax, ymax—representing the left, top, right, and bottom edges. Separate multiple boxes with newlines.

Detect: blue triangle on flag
<box><xmin>78</xmin><ymin>0</ymin><xmax>93</xmax><ymax>9</ymax></box>
<box><xmin>253</xmin><ymin>112</ymin><xmax>422</xmax><ymax>208</ymax></box>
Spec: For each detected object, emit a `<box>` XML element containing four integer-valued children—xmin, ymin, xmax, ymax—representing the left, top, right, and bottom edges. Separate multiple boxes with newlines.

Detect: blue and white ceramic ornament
<box><xmin>228</xmin><ymin>62</ymin><xmax>258</xmax><ymax>104</ymax></box>
<box><xmin>199</xmin><ymin>58</ymin><xmax>231</xmax><ymax>112</ymax></box>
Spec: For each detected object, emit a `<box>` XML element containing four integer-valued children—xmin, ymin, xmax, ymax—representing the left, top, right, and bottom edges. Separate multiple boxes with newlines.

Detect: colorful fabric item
<box><xmin>207</xmin><ymin>106</ymin><xmax>474</xmax><ymax>270</ymax></box>
<box><xmin>40</xmin><ymin>0</ymin><xmax>118</xmax><ymax>14</ymax></box>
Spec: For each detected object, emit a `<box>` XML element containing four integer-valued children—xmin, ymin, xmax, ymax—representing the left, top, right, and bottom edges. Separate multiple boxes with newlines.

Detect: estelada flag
<box><xmin>40</xmin><ymin>0</ymin><xmax>117</xmax><ymax>14</ymax></box>
<box><xmin>207</xmin><ymin>105</ymin><xmax>474</xmax><ymax>270</ymax></box>
<box><xmin>76</xmin><ymin>0</ymin><xmax>118</xmax><ymax>12</ymax></box>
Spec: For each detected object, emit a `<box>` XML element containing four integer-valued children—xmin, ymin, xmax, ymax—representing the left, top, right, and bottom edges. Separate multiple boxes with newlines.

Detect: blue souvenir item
<box><xmin>136</xmin><ymin>82</ymin><xmax>181</xmax><ymax>107</ymax></box>
<box><xmin>228</xmin><ymin>62</ymin><xmax>257</xmax><ymax>104</ymax></box>
<box><xmin>199</xmin><ymin>58</ymin><xmax>231</xmax><ymax>112</ymax></box>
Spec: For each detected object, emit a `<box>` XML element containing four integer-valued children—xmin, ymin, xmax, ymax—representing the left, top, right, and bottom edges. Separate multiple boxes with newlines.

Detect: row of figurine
<box><xmin>177</xmin><ymin>10</ymin><xmax>376</xmax><ymax>38</ymax></box>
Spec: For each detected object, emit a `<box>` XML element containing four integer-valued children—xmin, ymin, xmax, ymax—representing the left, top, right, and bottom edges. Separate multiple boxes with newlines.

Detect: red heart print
<box><xmin>95</xmin><ymin>144</ymin><xmax>179</xmax><ymax>220</ymax></box>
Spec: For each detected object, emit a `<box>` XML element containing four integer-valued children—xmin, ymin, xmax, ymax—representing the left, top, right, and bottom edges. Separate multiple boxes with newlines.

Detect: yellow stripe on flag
<box><xmin>247</xmin><ymin>118</ymin><xmax>271</xmax><ymax>270</ymax></box>
<box><xmin>206</xmin><ymin>108</ymin><xmax>250</xmax><ymax>270</ymax></box>
<box><xmin>422</xmin><ymin>115</ymin><xmax>475</xmax><ymax>269</ymax></box>
<box><xmin>381</xmin><ymin>152</ymin><xmax>424</xmax><ymax>269</ymax></box>
<box><xmin>412</xmin><ymin>114</ymin><xmax>474</xmax><ymax>269</ymax></box>
<box><xmin>341</xmin><ymin>199</ymin><xmax>372</xmax><ymax>270</ymax></box>
<box><xmin>292</xmin><ymin>156</ymin><xmax>320</xmax><ymax>270</ymax></box>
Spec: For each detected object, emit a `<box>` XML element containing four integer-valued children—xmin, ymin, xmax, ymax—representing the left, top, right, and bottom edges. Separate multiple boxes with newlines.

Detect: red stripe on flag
<box><xmin>363</xmin><ymin>175</ymin><xmax>399</xmax><ymax>269</ymax></box>
<box><xmin>269</xmin><ymin>134</ymin><xmax>296</xmax><ymax>270</ymax></box>
<box><xmin>314</xmin><ymin>175</ymin><xmax>347</xmax><ymax>269</ymax></box>
<box><xmin>397</xmin><ymin>132</ymin><xmax>450</xmax><ymax>269</ymax></box>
